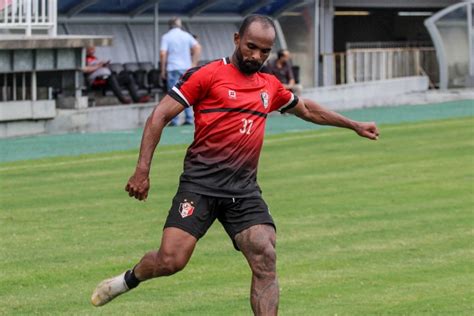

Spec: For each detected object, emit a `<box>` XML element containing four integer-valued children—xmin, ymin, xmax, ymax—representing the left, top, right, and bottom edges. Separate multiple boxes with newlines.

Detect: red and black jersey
<box><xmin>168</xmin><ymin>57</ymin><xmax>299</xmax><ymax>198</ymax></box>
<box><xmin>86</xmin><ymin>55</ymin><xmax>97</xmax><ymax>65</ymax></box>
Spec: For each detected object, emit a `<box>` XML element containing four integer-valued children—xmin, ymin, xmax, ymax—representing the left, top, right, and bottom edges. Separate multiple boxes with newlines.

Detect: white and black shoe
<box><xmin>91</xmin><ymin>272</ymin><xmax>129</xmax><ymax>307</ymax></box>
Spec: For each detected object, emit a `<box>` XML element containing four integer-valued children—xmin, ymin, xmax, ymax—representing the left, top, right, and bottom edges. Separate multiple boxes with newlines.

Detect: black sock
<box><xmin>124</xmin><ymin>269</ymin><xmax>141</xmax><ymax>289</ymax></box>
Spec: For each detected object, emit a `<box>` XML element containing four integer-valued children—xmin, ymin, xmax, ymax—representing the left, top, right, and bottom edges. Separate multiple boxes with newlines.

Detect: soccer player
<box><xmin>91</xmin><ymin>15</ymin><xmax>379</xmax><ymax>315</ymax></box>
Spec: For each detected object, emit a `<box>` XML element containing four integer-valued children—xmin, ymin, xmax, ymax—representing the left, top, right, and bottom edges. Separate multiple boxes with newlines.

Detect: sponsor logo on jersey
<box><xmin>179</xmin><ymin>199</ymin><xmax>195</xmax><ymax>218</ymax></box>
<box><xmin>260</xmin><ymin>91</ymin><xmax>269</xmax><ymax>109</ymax></box>
<box><xmin>228</xmin><ymin>90</ymin><xmax>237</xmax><ymax>99</ymax></box>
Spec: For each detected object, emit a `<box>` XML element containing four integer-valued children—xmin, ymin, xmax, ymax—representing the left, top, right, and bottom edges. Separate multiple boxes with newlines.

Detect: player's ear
<box><xmin>233</xmin><ymin>32</ymin><xmax>240</xmax><ymax>45</ymax></box>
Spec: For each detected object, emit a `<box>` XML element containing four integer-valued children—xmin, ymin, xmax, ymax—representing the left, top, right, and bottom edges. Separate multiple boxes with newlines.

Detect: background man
<box><xmin>160</xmin><ymin>17</ymin><xmax>201</xmax><ymax>126</ymax></box>
<box><xmin>91</xmin><ymin>15</ymin><xmax>379</xmax><ymax>315</ymax></box>
<box><xmin>263</xmin><ymin>49</ymin><xmax>302</xmax><ymax>95</ymax></box>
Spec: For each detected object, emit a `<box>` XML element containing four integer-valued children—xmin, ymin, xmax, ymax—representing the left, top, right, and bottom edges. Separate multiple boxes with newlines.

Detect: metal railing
<box><xmin>346</xmin><ymin>41</ymin><xmax>433</xmax><ymax>49</ymax></box>
<box><xmin>2</xmin><ymin>72</ymin><xmax>33</xmax><ymax>101</ymax></box>
<box><xmin>322</xmin><ymin>47</ymin><xmax>438</xmax><ymax>87</ymax></box>
<box><xmin>0</xmin><ymin>0</ymin><xmax>57</xmax><ymax>36</ymax></box>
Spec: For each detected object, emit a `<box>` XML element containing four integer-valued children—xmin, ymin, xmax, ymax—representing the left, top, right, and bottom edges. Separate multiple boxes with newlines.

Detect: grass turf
<box><xmin>0</xmin><ymin>117</ymin><xmax>473</xmax><ymax>315</ymax></box>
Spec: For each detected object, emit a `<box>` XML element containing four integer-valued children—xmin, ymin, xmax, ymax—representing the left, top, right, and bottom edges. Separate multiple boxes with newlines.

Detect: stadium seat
<box><xmin>124</xmin><ymin>62</ymin><xmax>140</xmax><ymax>72</ymax></box>
<box><xmin>198</xmin><ymin>59</ymin><xmax>211</xmax><ymax>66</ymax></box>
<box><xmin>124</xmin><ymin>62</ymin><xmax>149</xmax><ymax>95</ymax></box>
<box><xmin>138</xmin><ymin>62</ymin><xmax>154</xmax><ymax>73</ymax></box>
<box><xmin>108</xmin><ymin>63</ymin><xmax>125</xmax><ymax>75</ymax></box>
<box><xmin>127</xmin><ymin>62</ymin><xmax>150</xmax><ymax>90</ymax></box>
<box><xmin>145</xmin><ymin>64</ymin><xmax>166</xmax><ymax>93</ymax></box>
<box><xmin>105</xmin><ymin>63</ymin><xmax>147</xmax><ymax>99</ymax></box>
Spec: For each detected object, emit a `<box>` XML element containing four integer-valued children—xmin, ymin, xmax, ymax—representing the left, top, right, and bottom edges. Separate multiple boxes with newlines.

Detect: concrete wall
<box><xmin>0</xmin><ymin>100</ymin><xmax>56</xmax><ymax>137</ymax></box>
<box><xmin>45</xmin><ymin>103</ymin><xmax>155</xmax><ymax>134</ymax></box>
<box><xmin>0</xmin><ymin>120</ymin><xmax>49</xmax><ymax>138</ymax></box>
<box><xmin>0</xmin><ymin>100</ymin><xmax>56</xmax><ymax>122</ymax></box>
<box><xmin>301</xmin><ymin>76</ymin><xmax>429</xmax><ymax>110</ymax></box>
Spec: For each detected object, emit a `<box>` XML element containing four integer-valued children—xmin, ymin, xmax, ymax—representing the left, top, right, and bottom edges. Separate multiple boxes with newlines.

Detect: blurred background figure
<box><xmin>263</xmin><ymin>49</ymin><xmax>302</xmax><ymax>95</ymax></box>
<box><xmin>83</xmin><ymin>46</ymin><xmax>150</xmax><ymax>104</ymax></box>
<box><xmin>160</xmin><ymin>17</ymin><xmax>201</xmax><ymax>126</ymax></box>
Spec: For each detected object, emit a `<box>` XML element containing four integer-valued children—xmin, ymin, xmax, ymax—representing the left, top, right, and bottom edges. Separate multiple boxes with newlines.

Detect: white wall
<box><xmin>301</xmin><ymin>76</ymin><xmax>430</xmax><ymax>110</ymax></box>
<box><xmin>59</xmin><ymin>22</ymin><xmax>239</xmax><ymax>64</ymax></box>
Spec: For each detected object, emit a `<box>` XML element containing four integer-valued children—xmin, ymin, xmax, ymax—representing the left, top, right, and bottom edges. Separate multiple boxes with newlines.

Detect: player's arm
<box><xmin>82</xmin><ymin>62</ymin><xmax>105</xmax><ymax>74</ymax></box>
<box><xmin>287</xmin><ymin>98</ymin><xmax>379</xmax><ymax>140</ymax></box>
<box><xmin>125</xmin><ymin>96</ymin><xmax>184</xmax><ymax>201</ymax></box>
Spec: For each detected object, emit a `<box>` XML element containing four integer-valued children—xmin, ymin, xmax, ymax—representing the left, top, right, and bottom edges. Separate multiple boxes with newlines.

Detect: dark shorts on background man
<box><xmin>164</xmin><ymin>191</ymin><xmax>275</xmax><ymax>250</ymax></box>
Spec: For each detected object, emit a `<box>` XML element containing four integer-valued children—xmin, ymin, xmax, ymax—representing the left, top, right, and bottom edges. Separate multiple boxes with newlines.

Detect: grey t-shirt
<box><xmin>264</xmin><ymin>59</ymin><xmax>294</xmax><ymax>84</ymax></box>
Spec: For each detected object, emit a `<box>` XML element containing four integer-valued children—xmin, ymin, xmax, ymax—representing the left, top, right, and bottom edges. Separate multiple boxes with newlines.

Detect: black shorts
<box><xmin>163</xmin><ymin>191</ymin><xmax>275</xmax><ymax>250</ymax></box>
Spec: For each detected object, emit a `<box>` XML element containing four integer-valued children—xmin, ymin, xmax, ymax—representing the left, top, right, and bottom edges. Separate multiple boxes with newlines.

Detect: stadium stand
<box><xmin>0</xmin><ymin>0</ymin><xmax>471</xmax><ymax>138</ymax></box>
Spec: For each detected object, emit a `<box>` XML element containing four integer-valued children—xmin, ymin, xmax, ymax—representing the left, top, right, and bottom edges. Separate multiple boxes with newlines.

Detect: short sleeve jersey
<box><xmin>169</xmin><ymin>57</ymin><xmax>299</xmax><ymax>198</ymax></box>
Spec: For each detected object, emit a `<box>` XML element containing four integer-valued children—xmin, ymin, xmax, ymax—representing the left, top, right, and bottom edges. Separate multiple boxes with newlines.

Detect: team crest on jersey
<box><xmin>179</xmin><ymin>199</ymin><xmax>195</xmax><ymax>218</ymax></box>
<box><xmin>260</xmin><ymin>91</ymin><xmax>269</xmax><ymax>109</ymax></box>
<box><xmin>228</xmin><ymin>90</ymin><xmax>237</xmax><ymax>99</ymax></box>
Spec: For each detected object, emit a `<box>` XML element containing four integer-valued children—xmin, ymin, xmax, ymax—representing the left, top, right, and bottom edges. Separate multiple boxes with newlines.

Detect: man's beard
<box><xmin>235</xmin><ymin>49</ymin><xmax>263</xmax><ymax>75</ymax></box>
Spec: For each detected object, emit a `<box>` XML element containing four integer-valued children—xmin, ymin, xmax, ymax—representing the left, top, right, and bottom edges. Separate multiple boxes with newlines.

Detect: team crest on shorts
<box><xmin>260</xmin><ymin>91</ymin><xmax>269</xmax><ymax>109</ymax></box>
<box><xmin>179</xmin><ymin>199</ymin><xmax>195</xmax><ymax>218</ymax></box>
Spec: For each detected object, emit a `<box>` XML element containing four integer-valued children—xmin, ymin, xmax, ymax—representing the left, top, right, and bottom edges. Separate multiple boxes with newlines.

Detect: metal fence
<box><xmin>322</xmin><ymin>46</ymin><xmax>439</xmax><ymax>87</ymax></box>
<box><xmin>1</xmin><ymin>72</ymin><xmax>38</xmax><ymax>101</ymax></box>
<box><xmin>346</xmin><ymin>41</ymin><xmax>433</xmax><ymax>49</ymax></box>
<box><xmin>0</xmin><ymin>0</ymin><xmax>57</xmax><ymax>36</ymax></box>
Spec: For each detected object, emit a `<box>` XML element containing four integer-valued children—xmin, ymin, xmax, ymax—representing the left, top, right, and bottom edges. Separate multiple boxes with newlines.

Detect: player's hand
<box><xmin>125</xmin><ymin>169</ymin><xmax>150</xmax><ymax>201</ymax></box>
<box><xmin>354</xmin><ymin>122</ymin><xmax>379</xmax><ymax>140</ymax></box>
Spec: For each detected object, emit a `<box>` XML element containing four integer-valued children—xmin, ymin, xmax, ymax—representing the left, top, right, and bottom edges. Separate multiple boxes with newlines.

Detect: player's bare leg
<box><xmin>91</xmin><ymin>227</ymin><xmax>197</xmax><ymax>306</ymax></box>
<box><xmin>235</xmin><ymin>224</ymin><xmax>278</xmax><ymax>316</ymax></box>
<box><xmin>133</xmin><ymin>227</ymin><xmax>197</xmax><ymax>279</ymax></box>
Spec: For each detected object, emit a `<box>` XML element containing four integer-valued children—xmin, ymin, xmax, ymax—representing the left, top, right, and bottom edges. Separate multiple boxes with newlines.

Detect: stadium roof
<box><xmin>58</xmin><ymin>0</ymin><xmax>312</xmax><ymax>18</ymax></box>
<box><xmin>57</xmin><ymin>0</ymin><xmax>459</xmax><ymax>19</ymax></box>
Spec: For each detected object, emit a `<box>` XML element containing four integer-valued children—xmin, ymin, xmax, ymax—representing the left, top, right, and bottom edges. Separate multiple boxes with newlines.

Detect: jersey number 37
<box><xmin>239</xmin><ymin>119</ymin><xmax>253</xmax><ymax>135</ymax></box>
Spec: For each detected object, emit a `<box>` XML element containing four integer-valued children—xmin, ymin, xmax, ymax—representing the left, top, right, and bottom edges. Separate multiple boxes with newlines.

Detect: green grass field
<box><xmin>1</xmin><ymin>117</ymin><xmax>473</xmax><ymax>315</ymax></box>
